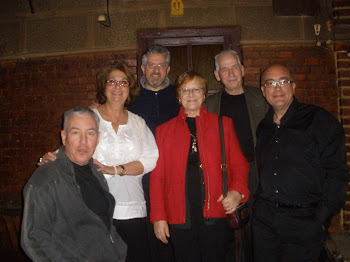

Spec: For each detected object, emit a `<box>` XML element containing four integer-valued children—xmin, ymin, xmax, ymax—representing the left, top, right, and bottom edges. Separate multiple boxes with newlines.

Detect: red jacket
<box><xmin>150</xmin><ymin>106</ymin><xmax>249</xmax><ymax>224</ymax></box>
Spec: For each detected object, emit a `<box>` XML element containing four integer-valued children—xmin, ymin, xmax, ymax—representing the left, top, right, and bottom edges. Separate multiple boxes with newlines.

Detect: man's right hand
<box><xmin>37</xmin><ymin>151</ymin><xmax>57</xmax><ymax>166</ymax></box>
<box><xmin>153</xmin><ymin>220</ymin><xmax>170</xmax><ymax>244</ymax></box>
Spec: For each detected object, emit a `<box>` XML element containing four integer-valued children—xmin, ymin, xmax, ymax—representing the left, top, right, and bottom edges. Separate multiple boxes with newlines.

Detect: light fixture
<box><xmin>98</xmin><ymin>14</ymin><xmax>107</xmax><ymax>22</ymax></box>
<box><xmin>314</xmin><ymin>24</ymin><xmax>321</xmax><ymax>36</ymax></box>
<box><xmin>98</xmin><ymin>0</ymin><xmax>111</xmax><ymax>27</ymax></box>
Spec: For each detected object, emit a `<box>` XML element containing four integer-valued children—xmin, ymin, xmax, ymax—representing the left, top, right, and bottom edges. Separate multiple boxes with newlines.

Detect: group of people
<box><xmin>20</xmin><ymin>45</ymin><xmax>349</xmax><ymax>262</ymax></box>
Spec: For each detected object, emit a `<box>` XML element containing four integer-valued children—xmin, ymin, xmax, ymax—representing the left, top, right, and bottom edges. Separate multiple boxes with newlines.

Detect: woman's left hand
<box><xmin>217</xmin><ymin>190</ymin><xmax>243</xmax><ymax>214</ymax></box>
<box><xmin>94</xmin><ymin>159</ymin><xmax>116</xmax><ymax>175</ymax></box>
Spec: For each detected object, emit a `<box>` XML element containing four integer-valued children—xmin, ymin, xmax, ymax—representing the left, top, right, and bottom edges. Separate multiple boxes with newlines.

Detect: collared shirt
<box><xmin>256</xmin><ymin>99</ymin><xmax>349</xmax><ymax>224</ymax></box>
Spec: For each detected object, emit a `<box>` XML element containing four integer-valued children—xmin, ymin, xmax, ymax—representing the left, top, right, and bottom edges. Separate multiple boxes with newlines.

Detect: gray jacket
<box><xmin>21</xmin><ymin>147</ymin><xmax>127</xmax><ymax>262</ymax></box>
<box><xmin>205</xmin><ymin>85</ymin><xmax>269</xmax><ymax>196</ymax></box>
<box><xmin>205</xmin><ymin>85</ymin><xmax>269</xmax><ymax>147</ymax></box>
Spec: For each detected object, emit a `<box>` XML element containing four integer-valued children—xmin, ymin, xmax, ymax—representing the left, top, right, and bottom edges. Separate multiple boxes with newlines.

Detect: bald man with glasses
<box><xmin>252</xmin><ymin>64</ymin><xmax>349</xmax><ymax>261</ymax></box>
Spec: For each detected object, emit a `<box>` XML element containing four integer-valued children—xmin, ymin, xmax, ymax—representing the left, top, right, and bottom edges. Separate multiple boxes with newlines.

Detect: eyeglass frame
<box><xmin>179</xmin><ymin>87</ymin><xmax>204</xmax><ymax>95</ymax></box>
<box><xmin>145</xmin><ymin>63</ymin><xmax>168</xmax><ymax>70</ymax></box>
<box><xmin>106</xmin><ymin>79</ymin><xmax>130</xmax><ymax>87</ymax></box>
<box><xmin>263</xmin><ymin>79</ymin><xmax>293</xmax><ymax>88</ymax></box>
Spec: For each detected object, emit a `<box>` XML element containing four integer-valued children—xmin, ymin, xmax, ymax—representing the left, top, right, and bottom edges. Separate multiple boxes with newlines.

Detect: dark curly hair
<box><xmin>96</xmin><ymin>63</ymin><xmax>139</xmax><ymax>107</ymax></box>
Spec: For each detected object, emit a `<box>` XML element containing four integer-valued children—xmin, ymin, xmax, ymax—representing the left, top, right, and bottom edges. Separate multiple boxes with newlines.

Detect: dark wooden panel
<box><xmin>273</xmin><ymin>0</ymin><xmax>318</xmax><ymax>16</ymax></box>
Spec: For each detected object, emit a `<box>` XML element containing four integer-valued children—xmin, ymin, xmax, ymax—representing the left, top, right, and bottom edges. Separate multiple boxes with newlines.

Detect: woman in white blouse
<box><xmin>93</xmin><ymin>63</ymin><xmax>158</xmax><ymax>262</ymax></box>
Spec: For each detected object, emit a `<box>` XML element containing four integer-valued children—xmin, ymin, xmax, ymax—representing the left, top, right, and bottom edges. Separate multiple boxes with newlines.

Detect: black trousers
<box><xmin>143</xmin><ymin>185</ymin><xmax>175</xmax><ymax>262</ymax></box>
<box><xmin>169</xmin><ymin>221</ymin><xmax>234</xmax><ymax>262</ymax></box>
<box><xmin>252</xmin><ymin>200</ymin><xmax>326</xmax><ymax>262</ymax></box>
<box><xmin>114</xmin><ymin>217</ymin><xmax>150</xmax><ymax>262</ymax></box>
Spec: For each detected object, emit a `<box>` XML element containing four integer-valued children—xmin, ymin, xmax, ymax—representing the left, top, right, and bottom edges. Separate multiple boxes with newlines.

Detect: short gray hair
<box><xmin>63</xmin><ymin>106</ymin><xmax>99</xmax><ymax>133</ymax></box>
<box><xmin>141</xmin><ymin>45</ymin><xmax>171</xmax><ymax>66</ymax></box>
<box><xmin>214</xmin><ymin>50</ymin><xmax>242</xmax><ymax>71</ymax></box>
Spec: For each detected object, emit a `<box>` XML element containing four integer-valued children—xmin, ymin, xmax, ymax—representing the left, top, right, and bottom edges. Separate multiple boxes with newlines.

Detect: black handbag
<box><xmin>218</xmin><ymin>115</ymin><xmax>250</xmax><ymax>230</ymax></box>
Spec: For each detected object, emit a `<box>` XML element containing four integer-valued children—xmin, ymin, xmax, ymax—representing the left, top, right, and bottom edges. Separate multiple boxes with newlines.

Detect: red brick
<box><xmin>278</xmin><ymin>51</ymin><xmax>294</xmax><ymax>58</ymax></box>
<box><xmin>339</xmin><ymin>80</ymin><xmax>350</xmax><ymax>86</ymax></box>
<box><xmin>339</xmin><ymin>70</ymin><xmax>350</xmax><ymax>78</ymax></box>
<box><xmin>342</xmin><ymin>88</ymin><xmax>350</xmax><ymax>96</ymax></box>
<box><xmin>337</xmin><ymin>60</ymin><xmax>350</xmax><ymax>68</ymax></box>
<box><xmin>304</xmin><ymin>58</ymin><xmax>320</xmax><ymax>65</ymax></box>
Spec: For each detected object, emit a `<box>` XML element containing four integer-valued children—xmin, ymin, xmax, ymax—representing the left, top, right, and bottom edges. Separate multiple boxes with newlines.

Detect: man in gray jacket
<box><xmin>21</xmin><ymin>106</ymin><xmax>127</xmax><ymax>262</ymax></box>
<box><xmin>205</xmin><ymin>50</ymin><xmax>269</xmax><ymax>262</ymax></box>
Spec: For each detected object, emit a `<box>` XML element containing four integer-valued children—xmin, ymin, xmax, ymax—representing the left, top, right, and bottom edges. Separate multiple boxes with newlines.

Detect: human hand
<box><xmin>217</xmin><ymin>190</ymin><xmax>243</xmax><ymax>214</ymax></box>
<box><xmin>37</xmin><ymin>151</ymin><xmax>57</xmax><ymax>167</ymax></box>
<box><xmin>153</xmin><ymin>220</ymin><xmax>170</xmax><ymax>244</ymax></box>
<box><xmin>93</xmin><ymin>159</ymin><xmax>116</xmax><ymax>175</ymax></box>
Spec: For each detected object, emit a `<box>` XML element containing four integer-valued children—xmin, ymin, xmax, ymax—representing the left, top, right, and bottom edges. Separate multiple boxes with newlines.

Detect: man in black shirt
<box><xmin>205</xmin><ymin>50</ymin><xmax>269</xmax><ymax>262</ymax></box>
<box><xmin>253</xmin><ymin>64</ymin><xmax>349</xmax><ymax>261</ymax></box>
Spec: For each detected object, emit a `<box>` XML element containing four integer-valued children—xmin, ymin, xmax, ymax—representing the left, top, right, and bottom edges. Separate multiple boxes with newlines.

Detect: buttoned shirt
<box><xmin>255</xmin><ymin>99</ymin><xmax>349</xmax><ymax>224</ymax></box>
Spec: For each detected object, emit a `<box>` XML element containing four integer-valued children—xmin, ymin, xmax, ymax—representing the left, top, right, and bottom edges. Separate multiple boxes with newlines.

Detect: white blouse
<box><xmin>92</xmin><ymin>109</ymin><xmax>159</xmax><ymax>220</ymax></box>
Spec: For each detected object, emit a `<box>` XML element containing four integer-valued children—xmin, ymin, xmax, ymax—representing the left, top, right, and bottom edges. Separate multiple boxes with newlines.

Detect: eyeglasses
<box><xmin>146</xmin><ymin>63</ymin><xmax>168</xmax><ymax>70</ymax></box>
<box><xmin>180</xmin><ymin>87</ymin><xmax>204</xmax><ymax>95</ymax></box>
<box><xmin>106</xmin><ymin>79</ymin><xmax>129</xmax><ymax>87</ymax></box>
<box><xmin>264</xmin><ymin>79</ymin><xmax>293</xmax><ymax>88</ymax></box>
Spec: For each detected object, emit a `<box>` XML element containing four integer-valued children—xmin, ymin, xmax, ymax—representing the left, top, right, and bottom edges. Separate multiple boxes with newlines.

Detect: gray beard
<box><xmin>148</xmin><ymin>79</ymin><xmax>165</xmax><ymax>88</ymax></box>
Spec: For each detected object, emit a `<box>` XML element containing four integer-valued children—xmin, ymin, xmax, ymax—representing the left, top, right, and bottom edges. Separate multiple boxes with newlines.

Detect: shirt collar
<box><xmin>266</xmin><ymin>97</ymin><xmax>298</xmax><ymax>125</ymax></box>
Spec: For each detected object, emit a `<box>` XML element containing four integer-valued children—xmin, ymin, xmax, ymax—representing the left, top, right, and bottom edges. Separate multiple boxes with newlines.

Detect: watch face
<box><xmin>120</xmin><ymin>165</ymin><xmax>126</xmax><ymax>176</ymax></box>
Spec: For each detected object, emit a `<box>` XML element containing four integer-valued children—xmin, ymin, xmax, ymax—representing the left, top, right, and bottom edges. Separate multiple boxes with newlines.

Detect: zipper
<box><xmin>109</xmin><ymin>234</ymin><xmax>114</xmax><ymax>243</ymax></box>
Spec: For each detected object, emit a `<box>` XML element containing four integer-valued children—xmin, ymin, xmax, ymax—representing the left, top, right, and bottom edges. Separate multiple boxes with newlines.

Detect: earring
<box><xmin>178</xmin><ymin>99</ymin><xmax>181</xmax><ymax>104</ymax></box>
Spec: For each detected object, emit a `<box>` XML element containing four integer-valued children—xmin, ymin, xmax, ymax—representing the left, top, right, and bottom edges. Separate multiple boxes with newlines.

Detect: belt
<box><xmin>275</xmin><ymin>202</ymin><xmax>318</xmax><ymax>209</ymax></box>
<box><xmin>245</xmin><ymin>155</ymin><xmax>255</xmax><ymax>162</ymax></box>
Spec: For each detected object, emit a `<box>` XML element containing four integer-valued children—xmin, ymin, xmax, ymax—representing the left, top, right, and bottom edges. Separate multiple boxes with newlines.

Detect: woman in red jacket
<box><xmin>150</xmin><ymin>71</ymin><xmax>250</xmax><ymax>261</ymax></box>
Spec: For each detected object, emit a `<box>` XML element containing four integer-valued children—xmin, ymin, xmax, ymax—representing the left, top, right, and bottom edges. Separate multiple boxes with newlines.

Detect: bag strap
<box><xmin>219</xmin><ymin>115</ymin><xmax>228</xmax><ymax>196</ymax></box>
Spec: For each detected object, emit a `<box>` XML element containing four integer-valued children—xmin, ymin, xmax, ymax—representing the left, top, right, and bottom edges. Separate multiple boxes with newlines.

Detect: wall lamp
<box><xmin>98</xmin><ymin>0</ymin><xmax>111</xmax><ymax>27</ymax></box>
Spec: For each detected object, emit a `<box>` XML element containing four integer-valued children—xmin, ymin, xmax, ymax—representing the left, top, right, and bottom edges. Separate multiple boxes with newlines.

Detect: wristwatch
<box><xmin>119</xmin><ymin>165</ymin><xmax>126</xmax><ymax>176</ymax></box>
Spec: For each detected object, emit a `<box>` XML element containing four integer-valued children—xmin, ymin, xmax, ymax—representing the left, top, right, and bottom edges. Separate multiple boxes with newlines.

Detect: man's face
<box><xmin>61</xmin><ymin>114</ymin><xmax>99</xmax><ymax>166</ymax></box>
<box><xmin>261</xmin><ymin>65</ymin><xmax>296</xmax><ymax>112</ymax></box>
<box><xmin>214</xmin><ymin>54</ymin><xmax>244</xmax><ymax>94</ymax></box>
<box><xmin>141</xmin><ymin>53</ymin><xmax>170</xmax><ymax>90</ymax></box>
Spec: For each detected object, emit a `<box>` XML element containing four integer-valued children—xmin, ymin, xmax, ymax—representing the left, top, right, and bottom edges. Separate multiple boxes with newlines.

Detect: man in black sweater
<box><xmin>128</xmin><ymin>45</ymin><xmax>179</xmax><ymax>262</ymax></box>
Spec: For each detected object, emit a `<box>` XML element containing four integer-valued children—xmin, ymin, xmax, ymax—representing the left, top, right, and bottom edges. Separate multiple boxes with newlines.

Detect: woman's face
<box><xmin>178</xmin><ymin>77</ymin><xmax>205</xmax><ymax>117</ymax></box>
<box><xmin>105</xmin><ymin>70</ymin><xmax>130</xmax><ymax>105</ymax></box>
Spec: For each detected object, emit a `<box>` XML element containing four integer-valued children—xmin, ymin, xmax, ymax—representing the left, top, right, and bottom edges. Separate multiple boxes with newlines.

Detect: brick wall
<box><xmin>337</xmin><ymin>48</ymin><xmax>350</xmax><ymax>231</ymax></box>
<box><xmin>0</xmin><ymin>51</ymin><xmax>137</xmax><ymax>202</ymax></box>
<box><xmin>0</xmin><ymin>44</ymin><xmax>349</xmax><ymax>245</ymax></box>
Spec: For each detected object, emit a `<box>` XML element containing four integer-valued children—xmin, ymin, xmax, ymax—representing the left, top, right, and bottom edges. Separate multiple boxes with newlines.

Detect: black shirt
<box><xmin>255</xmin><ymin>99</ymin><xmax>349</xmax><ymax>224</ymax></box>
<box><xmin>220</xmin><ymin>90</ymin><xmax>254</xmax><ymax>159</ymax></box>
<box><xmin>74</xmin><ymin>163</ymin><xmax>115</xmax><ymax>230</ymax></box>
<box><xmin>185</xmin><ymin>117</ymin><xmax>205</xmax><ymax>227</ymax></box>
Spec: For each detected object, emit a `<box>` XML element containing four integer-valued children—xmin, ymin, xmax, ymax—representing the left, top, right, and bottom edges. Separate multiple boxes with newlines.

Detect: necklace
<box><xmin>190</xmin><ymin>133</ymin><xmax>197</xmax><ymax>152</ymax></box>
